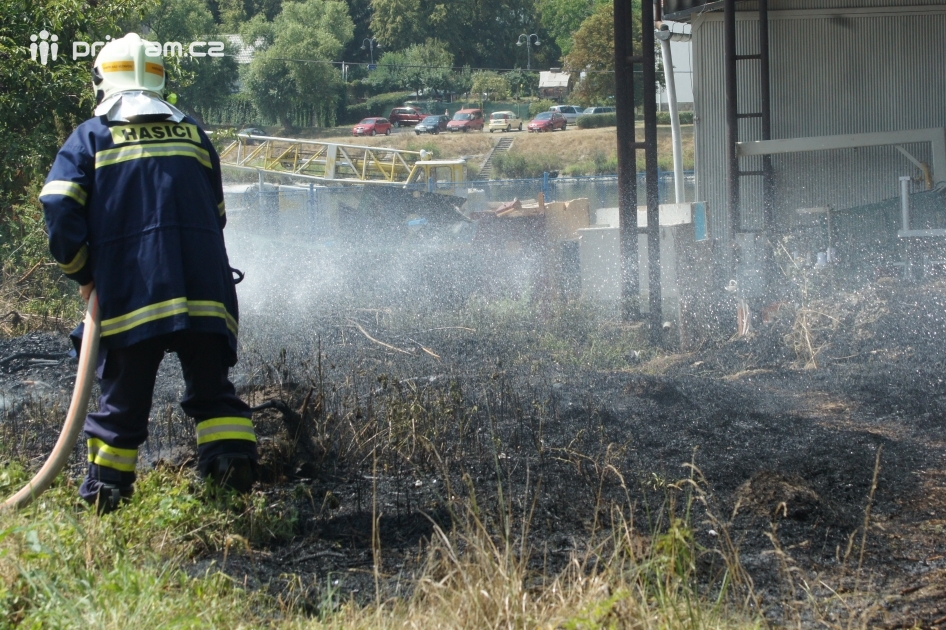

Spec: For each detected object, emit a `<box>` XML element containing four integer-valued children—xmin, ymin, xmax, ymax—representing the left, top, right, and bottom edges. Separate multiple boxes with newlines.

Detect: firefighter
<box><xmin>39</xmin><ymin>33</ymin><xmax>257</xmax><ymax>513</ymax></box>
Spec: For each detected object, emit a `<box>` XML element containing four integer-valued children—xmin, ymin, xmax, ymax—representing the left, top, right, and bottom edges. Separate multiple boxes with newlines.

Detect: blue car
<box><xmin>415</xmin><ymin>115</ymin><xmax>449</xmax><ymax>135</ymax></box>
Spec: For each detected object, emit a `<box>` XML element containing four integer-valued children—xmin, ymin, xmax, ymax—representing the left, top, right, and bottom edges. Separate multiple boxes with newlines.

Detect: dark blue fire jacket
<box><xmin>39</xmin><ymin>115</ymin><xmax>239</xmax><ymax>362</ymax></box>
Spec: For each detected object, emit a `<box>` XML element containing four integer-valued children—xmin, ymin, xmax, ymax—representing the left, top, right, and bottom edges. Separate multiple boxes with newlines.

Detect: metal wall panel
<box><xmin>673</xmin><ymin>1</ymin><xmax>946</xmax><ymax>14</ymax></box>
<box><xmin>692</xmin><ymin>5</ymin><xmax>946</xmax><ymax>240</ymax></box>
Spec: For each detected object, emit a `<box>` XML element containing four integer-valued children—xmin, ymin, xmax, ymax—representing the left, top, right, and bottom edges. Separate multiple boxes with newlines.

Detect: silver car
<box><xmin>549</xmin><ymin>105</ymin><xmax>583</xmax><ymax>125</ymax></box>
<box><xmin>582</xmin><ymin>106</ymin><xmax>615</xmax><ymax>115</ymax></box>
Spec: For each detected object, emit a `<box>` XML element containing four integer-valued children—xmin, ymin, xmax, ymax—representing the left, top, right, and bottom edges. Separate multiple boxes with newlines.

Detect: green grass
<box><xmin>0</xmin><ymin>459</ymin><xmax>761</xmax><ymax>629</ymax></box>
<box><xmin>0</xmin><ymin>465</ymin><xmax>286</xmax><ymax>628</ymax></box>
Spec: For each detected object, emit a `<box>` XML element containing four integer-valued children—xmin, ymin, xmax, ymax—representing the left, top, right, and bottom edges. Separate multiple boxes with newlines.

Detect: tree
<box><xmin>211</xmin><ymin>0</ymin><xmax>285</xmax><ymax>29</ymax></box>
<box><xmin>0</xmin><ymin>0</ymin><xmax>153</xmax><ymax>210</ymax></box>
<box><xmin>536</xmin><ymin>0</ymin><xmax>607</xmax><ymax>57</ymax></box>
<box><xmin>403</xmin><ymin>40</ymin><xmax>453</xmax><ymax>97</ymax></box>
<box><xmin>470</xmin><ymin>71</ymin><xmax>511</xmax><ymax>101</ymax></box>
<box><xmin>240</xmin><ymin>0</ymin><xmax>353</xmax><ymax>128</ymax></box>
<box><xmin>369</xmin><ymin>40</ymin><xmax>453</xmax><ymax>97</ymax></box>
<box><xmin>142</xmin><ymin>0</ymin><xmax>239</xmax><ymax>126</ymax></box>
<box><xmin>503</xmin><ymin>68</ymin><xmax>539</xmax><ymax>98</ymax></box>
<box><xmin>564</xmin><ymin>0</ymin><xmax>644</xmax><ymax>107</ymax></box>
<box><xmin>369</xmin><ymin>0</ymin><xmax>555</xmax><ymax>71</ymax></box>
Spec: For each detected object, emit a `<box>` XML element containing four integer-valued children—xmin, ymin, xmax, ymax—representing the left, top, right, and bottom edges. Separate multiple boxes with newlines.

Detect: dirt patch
<box><xmin>734</xmin><ymin>471</ymin><xmax>825</xmax><ymax>521</ymax></box>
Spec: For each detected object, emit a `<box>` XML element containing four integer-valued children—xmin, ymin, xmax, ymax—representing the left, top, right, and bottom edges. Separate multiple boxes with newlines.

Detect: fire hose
<box><xmin>2</xmin><ymin>290</ymin><xmax>100</xmax><ymax>511</ymax></box>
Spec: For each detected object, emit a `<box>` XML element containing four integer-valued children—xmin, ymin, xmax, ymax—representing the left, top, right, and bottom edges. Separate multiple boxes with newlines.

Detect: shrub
<box><xmin>656</xmin><ymin>111</ymin><xmax>694</xmax><ymax>124</ymax></box>
<box><xmin>576</xmin><ymin>113</ymin><xmax>617</xmax><ymax>129</ymax></box>
<box><xmin>562</xmin><ymin>150</ymin><xmax>618</xmax><ymax>177</ymax></box>
<box><xmin>528</xmin><ymin>99</ymin><xmax>556</xmax><ymax>118</ymax></box>
<box><xmin>492</xmin><ymin>151</ymin><xmax>562</xmax><ymax>179</ymax></box>
<box><xmin>344</xmin><ymin>91</ymin><xmax>415</xmax><ymax>123</ymax></box>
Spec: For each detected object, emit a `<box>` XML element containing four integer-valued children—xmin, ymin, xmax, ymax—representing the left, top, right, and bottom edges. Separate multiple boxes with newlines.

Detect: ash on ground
<box><xmin>2</xmin><ymin>280</ymin><xmax>945</xmax><ymax>628</ymax></box>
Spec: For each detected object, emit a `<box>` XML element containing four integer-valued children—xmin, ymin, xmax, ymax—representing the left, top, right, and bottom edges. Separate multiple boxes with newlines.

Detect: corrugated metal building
<box><xmin>668</xmin><ymin>1</ymin><xmax>946</xmax><ymax>241</ymax></box>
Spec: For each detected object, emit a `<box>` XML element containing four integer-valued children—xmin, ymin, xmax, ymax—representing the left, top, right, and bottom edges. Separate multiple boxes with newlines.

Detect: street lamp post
<box><xmin>361</xmin><ymin>37</ymin><xmax>380</xmax><ymax>65</ymax></box>
<box><xmin>516</xmin><ymin>33</ymin><xmax>540</xmax><ymax>71</ymax></box>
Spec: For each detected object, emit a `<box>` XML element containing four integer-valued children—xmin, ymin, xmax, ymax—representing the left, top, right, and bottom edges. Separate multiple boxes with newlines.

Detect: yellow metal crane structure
<box><xmin>218</xmin><ymin>133</ymin><xmax>465</xmax><ymax>189</ymax></box>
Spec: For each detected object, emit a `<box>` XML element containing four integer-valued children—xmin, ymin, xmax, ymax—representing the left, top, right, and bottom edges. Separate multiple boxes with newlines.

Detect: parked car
<box><xmin>237</xmin><ymin>127</ymin><xmax>266</xmax><ymax>145</ymax></box>
<box><xmin>446</xmin><ymin>108</ymin><xmax>485</xmax><ymax>132</ymax></box>
<box><xmin>488</xmin><ymin>111</ymin><xmax>522</xmax><ymax>132</ymax></box>
<box><xmin>527</xmin><ymin>111</ymin><xmax>567</xmax><ymax>132</ymax></box>
<box><xmin>549</xmin><ymin>105</ymin><xmax>583</xmax><ymax>125</ymax></box>
<box><xmin>238</xmin><ymin>127</ymin><xmax>266</xmax><ymax>136</ymax></box>
<box><xmin>352</xmin><ymin>117</ymin><xmax>392</xmax><ymax>137</ymax></box>
<box><xmin>415</xmin><ymin>115</ymin><xmax>449</xmax><ymax>135</ymax></box>
<box><xmin>582</xmin><ymin>106</ymin><xmax>615</xmax><ymax>115</ymax></box>
<box><xmin>388</xmin><ymin>107</ymin><xmax>425</xmax><ymax>127</ymax></box>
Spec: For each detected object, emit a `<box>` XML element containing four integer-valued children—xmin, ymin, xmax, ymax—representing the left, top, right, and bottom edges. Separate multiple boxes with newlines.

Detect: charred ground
<box><xmin>1</xmin><ymin>282</ymin><xmax>945</xmax><ymax>628</ymax></box>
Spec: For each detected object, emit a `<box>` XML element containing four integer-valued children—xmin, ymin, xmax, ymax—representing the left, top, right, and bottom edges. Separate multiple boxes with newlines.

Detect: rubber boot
<box><xmin>205</xmin><ymin>454</ymin><xmax>255</xmax><ymax>494</ymax></box>
<box><xmin>91</xmin><ymin>483</ymin><xmax>134</xmax><ymax>515</ymax></box>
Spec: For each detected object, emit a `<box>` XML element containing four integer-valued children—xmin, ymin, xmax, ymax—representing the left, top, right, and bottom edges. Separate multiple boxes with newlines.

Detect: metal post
<box><xmin>658</xmin><ymin>34</ymin><xmax>685</xmax><ymax>203</ymax></box>
<box><xmin>614</xmin><ymin>0</ymin><xmax>640</xmax><ymax>321</ymax></box>
<box><xmin>759</xmin><ymin>0</ymin><xmax>774</xmax><ymax>231</ymax></box>
<box><xmin>258</xmin><ymin>169</ymin><xmax>265</xmax><ymax>213</ymax></box>
<box><xmin>724</xmin><ymin>0</ymin><xmax>739</xmax><ymax>242</ymax></box>
<box><xmin>900</xmin><ymin>176</ymin><xmax>911</xmax><ymax>232</ymax></box>
<box><xmin>643</xmin><ymin>0</ymin><xmax>662</xmax><ymax>342</ymax></box>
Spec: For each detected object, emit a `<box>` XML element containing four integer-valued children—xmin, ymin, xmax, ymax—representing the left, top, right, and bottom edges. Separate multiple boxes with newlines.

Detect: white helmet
<box><xmin>92</xmin><ymin>33</ymin><xmax>165</xmax><ymax>105</ymax></box>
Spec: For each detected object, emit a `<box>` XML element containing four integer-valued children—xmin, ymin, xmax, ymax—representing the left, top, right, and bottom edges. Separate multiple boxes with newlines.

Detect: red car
<box><xmin>447</xmin><ymin>109</ymin><xmax>485</xmax><ymax>132</ymax></box>
<box><xmin>352</xmin><ymin>117</ymin><xmax>392</xmax><ymax>137</ymax></box>
<box><xmin>388</xmin><ymin>107</ymin><xmax>425</xmax><ymax>127</ymax></box>
<box><xmin>527</xmin><ymin>111</ymin><xmax>566</xmax><ymax>132</ymax></box>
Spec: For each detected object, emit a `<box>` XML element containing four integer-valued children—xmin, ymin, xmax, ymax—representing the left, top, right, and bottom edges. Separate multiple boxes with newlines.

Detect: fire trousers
<box><xmin>78</xmin><ymin>331</ymin><xmax>257</xmax><ymax>503</ymax></box>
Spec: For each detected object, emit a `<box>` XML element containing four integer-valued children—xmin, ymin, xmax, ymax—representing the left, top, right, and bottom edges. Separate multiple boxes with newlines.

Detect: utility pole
<box><xmin>614</xmin><ymin>0</ymin><xmax>640</xmax><ymax>321</ymax></box>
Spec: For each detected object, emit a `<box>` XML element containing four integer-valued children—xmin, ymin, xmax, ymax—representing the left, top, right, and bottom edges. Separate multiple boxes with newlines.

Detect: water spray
<box><xmin>2</xmin><ymin>291</ymin><xmax>100</xmax><ymax>511</ymax></box>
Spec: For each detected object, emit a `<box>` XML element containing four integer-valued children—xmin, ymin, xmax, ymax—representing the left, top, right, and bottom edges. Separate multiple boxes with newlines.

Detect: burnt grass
<box><xmin>2</xmin><ymin>283</ymin><xmax>946</xmax><ymax>627</ymax></box>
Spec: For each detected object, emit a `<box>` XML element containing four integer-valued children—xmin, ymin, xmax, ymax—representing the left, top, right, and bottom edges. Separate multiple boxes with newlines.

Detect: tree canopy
<box><xmin>369</xmin><ymin>40</ymin><xmax>454</xmax><ymax>97</ymax></box>
<box><xmin>240</xmin><ymin>0</ymin><xmax>353</xmax><ymax>128</ymax></box>
<box><xmin>470</xmin><ymin>71</ymin><xmax>511</xmax><ymax>101</ymax></box>
<box><xmin>564</xmin><ymin>0</ymin><xmax>644</xmax><ymax>107</ymax></box>
<box><xmin>0</xmin><ymin>0</ymin><xmax>154</xmax><ymax>208</ymax></box>
<box><xmin>536</xmin><ymin>0</ymin><xmax>608</xmax><ymax>57</ymax></box>
<box><xmin>143</xmin><ymin>0</ymin><xmax>239</xmax><ymax>125</ymax></box>
<box><xmin>369</xmin><ymin>0</ymin><xmax>557</xmax><ymax>70</ymax></box>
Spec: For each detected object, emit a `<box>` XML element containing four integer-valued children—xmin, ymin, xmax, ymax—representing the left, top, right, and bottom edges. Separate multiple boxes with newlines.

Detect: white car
<box><xmin>488</xmin><ymin>111</ymin><xmax>522</xmax><ymax>132</ymax></box>
<box><xmin>548</xmin><ymin>105</ymin><xmax>583</xmax><ymax>125</ymax></box>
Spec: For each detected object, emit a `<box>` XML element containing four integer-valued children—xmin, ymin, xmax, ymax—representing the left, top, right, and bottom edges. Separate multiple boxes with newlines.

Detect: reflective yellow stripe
<box><xmin>186</xmin><ymin>300</ymin><xmax>238</xmax><ymax>335</ymax></box>
<box><xmin>145</xmin><ymin>62</ymin><xmax>164</xmax><ymax>77</ymax></box>
<box><xmin>100</xmin><ymin>298</ymin><xmax>238</xmax><ymax>337</ymax></box>
<box><xmin>95</xmin><ymin>142</ymin><xmax>212</xmax><ymax>169</ymax></box>
<box><xmin>100</xmin><ymin>297</ymin><xmax>188</xmax><ymax>336</ymax></box>
<box><xmin>196</xmin><ymin>417</ymin><xmax>256</xmax><ymax>445</ymax></box>
<box><xmin>87</xmin><ymin>438</ymin><xmax>138</xmax><ymax>472</ymax></box>
<box><xmin>40</xmin><ymin>180</ymin><xmax>88</xmax><ymax>205</ymax></box>
<box><xmin>59</xmin><ymin>245</ymin><xmax>88</xmax><ymax>275</ymax></box>
<box><xmin>217</xmin><ymin>200</ymin><xmax>225</xmax><ymax>216</ymax></box>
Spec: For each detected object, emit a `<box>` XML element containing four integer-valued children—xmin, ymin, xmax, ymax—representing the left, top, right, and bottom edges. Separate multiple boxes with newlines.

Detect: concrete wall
<box><xmin>691</xmin><ymin>4</ymin><xmax>946</xmax><ymax>239</ymax></box>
